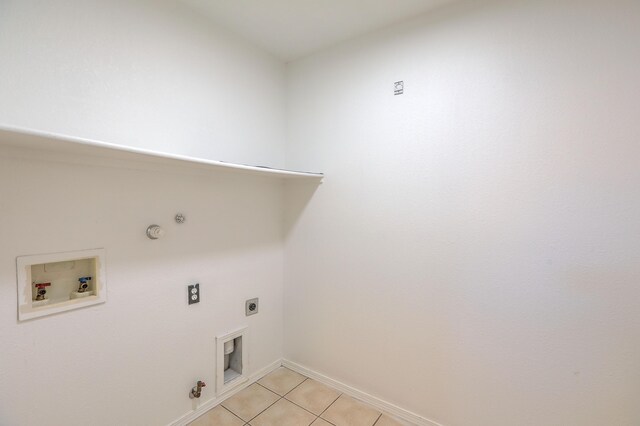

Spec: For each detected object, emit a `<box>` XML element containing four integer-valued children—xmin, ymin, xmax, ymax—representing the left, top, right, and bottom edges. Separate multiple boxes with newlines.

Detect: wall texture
<box><xmin>2</xmin><ymin>0</ymin><xmax>640</xmax><ymax>425</ymax></box>
<box><xmin>0</xmin><ymin>0</ymin><xmax>287</xmax><ymax>424</ymax></box>
<box><xmin>284</xmin><ymin>1</ymin><xmax>640</xmax><ymax>425</ymax></box>
<box><xmin>0</xmin><ymin>154</ymin><xmax>285</xmax><ymax>426</ymax></box>
<box><xmin>0</xmin><ymin>0</ymin><xmax>286</xmax><ymax>168</ymax></box>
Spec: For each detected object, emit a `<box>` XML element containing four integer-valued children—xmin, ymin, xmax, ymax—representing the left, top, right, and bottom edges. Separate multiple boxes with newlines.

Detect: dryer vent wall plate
<box><xmin>216</xmin><ymin>327</ymin><xmax>248</xmax><ymax>396</ymax></box>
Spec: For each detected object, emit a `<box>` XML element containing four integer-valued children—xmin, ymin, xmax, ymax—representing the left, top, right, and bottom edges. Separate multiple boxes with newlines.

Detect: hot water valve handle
<box><xmin>34</xmin><ymin>282</ymin><xmax>51</xmax><ymax>301</ymax></box>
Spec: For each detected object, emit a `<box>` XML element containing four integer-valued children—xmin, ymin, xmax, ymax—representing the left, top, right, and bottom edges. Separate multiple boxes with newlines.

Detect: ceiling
<box><xmin>181</xmin><ymin>0</ymin><xmax>454</xmax><ymax>61</ymax></box>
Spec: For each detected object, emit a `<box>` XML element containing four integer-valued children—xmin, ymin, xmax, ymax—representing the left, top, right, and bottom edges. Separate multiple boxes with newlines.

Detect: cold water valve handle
<box><xmin>190</xmin><ymin>381</ymin><xmax>206</xmax><ymax>399</ymax></box>
<box><xmin>77</xmin><ymin>276</ymin><xmax>92</xmax><ymax>293</ymax></box>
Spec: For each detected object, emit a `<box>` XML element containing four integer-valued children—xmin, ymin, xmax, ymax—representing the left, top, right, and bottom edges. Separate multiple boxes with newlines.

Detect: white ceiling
<box><xmin>181</xmin><ymin>0</ymin><xmax>454</xmax><ymax>61</ymax></box>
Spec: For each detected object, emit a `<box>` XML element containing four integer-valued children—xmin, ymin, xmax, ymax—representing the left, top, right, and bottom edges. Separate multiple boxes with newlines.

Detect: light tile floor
<box><xmin>189</xmin><ymin>367</ymin><xmax>414</xmax><ymax>426</ymax></box>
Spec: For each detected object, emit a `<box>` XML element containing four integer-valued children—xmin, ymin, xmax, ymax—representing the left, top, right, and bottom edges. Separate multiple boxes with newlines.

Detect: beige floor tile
<box><xmin>258</xmin><ymin>367</ymin><xmax>307</xmax><ymax>396</ymax></box>
<box><xmin>249</xmin><ymin>398</ymin><xmax>316</xmax><ymax>426</ymax></box>
<box><xmin>285</xmin><ymin>379</ymin><xmax>341</xmax><ymax>415</ymax></box>
<box><xmin>321</xmin><ymin>395</ymin><xmax>381</xmax><ymax>426</ymax></box>
<box><xmin>222</xmin><ymin>383</ymin><xmax>280</xmax><ymax>421</ymax></box>
<box><xmin>311</xmin><ymin>419</ymin><xmax>334</xmax><ymax>426</ymax></box>
<box><xmin>188</xmin><ymin>405</ymin><xmax>244</xmax><ymax>426</ymax></box>
<box><xmin>374</xmin><ymin>414</ymin><xmax>415</xmax><ymax>426</ymax></box>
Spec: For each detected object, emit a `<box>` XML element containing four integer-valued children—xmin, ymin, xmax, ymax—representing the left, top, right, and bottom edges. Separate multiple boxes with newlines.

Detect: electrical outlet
<box><xmin>188</xmin><ymin>283</ymin><xmax>200</xmax><ymax>305</ymax></box>
<box><xmin>245</xmin><ymin>298</ymin><xmax>259</xmax><ymax>316</ymax></box>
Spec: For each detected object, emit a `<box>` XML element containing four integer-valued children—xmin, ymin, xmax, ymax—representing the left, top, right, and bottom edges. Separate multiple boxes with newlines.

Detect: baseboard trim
<box><xmin>282</xmin><ymin>359</ymin><xmax>443</xmax><ymax>426</ymax></box>
<box><xmin>168</xmin><ymin>358</ymin><xmax>282</xmax><ymax>426</ymax></box>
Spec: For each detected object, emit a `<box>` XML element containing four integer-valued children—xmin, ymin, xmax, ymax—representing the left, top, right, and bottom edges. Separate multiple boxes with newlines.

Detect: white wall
<box><xmin>0</xmin><ymin>1</ymin><xmax>288</xmax><ymax>425</ymax></box>
<box><xmin>0</xmin><ymin>0</ymin><xmax>286</xmax><ymax>167</ymax></box>
<box><xmin>0</xmin><ymin>153</ymin><xmax>285</xmax><ymax>426</ymax></box>
<box><xmin>3</xmin><ymin>1</ymin><xmax>640</xmax><ymax>425</ymax></box>
<box><xmin>284</xmin><ymin>1</ymin><xmax>640</xmax><ymax>425</ymax></box>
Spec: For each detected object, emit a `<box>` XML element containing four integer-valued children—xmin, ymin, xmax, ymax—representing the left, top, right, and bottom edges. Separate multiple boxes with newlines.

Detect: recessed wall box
<box><xmin>16</xmin><ymin>248</ymin><xmax>106</xmax><ymax>321</ymax></box>
<box><xmin>216</xmin><ymin>326</ymin><xmax>248</xmax><ymax>395</ymax></box>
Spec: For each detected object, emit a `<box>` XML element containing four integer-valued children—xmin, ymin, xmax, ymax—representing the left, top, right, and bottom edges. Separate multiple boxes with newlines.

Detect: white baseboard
<box><xmin>168</xmin><ymin>358</ymin><xmax>282</xmax><ymax>426</ymax></box>
<box><xmin>282</xmin><ymin>359</ymin><xmax>443</xmax><ymax>426</ymax></box>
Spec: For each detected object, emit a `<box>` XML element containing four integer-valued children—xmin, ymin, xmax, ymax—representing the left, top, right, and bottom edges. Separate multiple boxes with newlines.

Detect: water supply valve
<box><xmin>34</xmin><ymin>282</ymin><xmax>51</xmax><ymax>301</ymax></box>
<box><xmin>77</xmin><ymin>276</ymin><xmax>92</xmax><ymax>293</ymax></box>
<box><xmin>190</xmin><ymin>380</ymin><xmax>206</xmax><ymax>399</ymax></box>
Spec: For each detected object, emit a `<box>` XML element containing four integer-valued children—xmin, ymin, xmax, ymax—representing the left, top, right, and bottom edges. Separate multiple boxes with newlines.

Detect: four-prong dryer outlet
<box><xmin>245</xmin><ymin>298</ymin><xmax>259</xmax><ymax>316</ymax></box>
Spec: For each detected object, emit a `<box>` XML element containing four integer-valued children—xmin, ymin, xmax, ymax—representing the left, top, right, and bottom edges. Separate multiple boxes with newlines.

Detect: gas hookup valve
<box><xmin>190</xmin><ymin>380</ymin><xmax>206</xmax><ymax>399</ymax></box>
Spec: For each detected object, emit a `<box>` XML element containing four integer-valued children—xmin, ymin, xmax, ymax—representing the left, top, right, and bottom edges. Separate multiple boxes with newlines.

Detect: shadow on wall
<box><xmin>0</xmin><ymin>151</ymin><xmax>304</xmax><ymax>305</ymax></box>
<box><xmin>284</xmin><ymin>180</ymin><xmax>321</xmax><ymax>237</ymax></box>
<box><xmin>2</xmin><ymin>149</ymin><xmax>323</xmax><ymax>321</ymax></box>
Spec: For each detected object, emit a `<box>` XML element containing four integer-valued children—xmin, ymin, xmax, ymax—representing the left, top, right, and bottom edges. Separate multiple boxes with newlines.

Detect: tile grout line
<box><xmin>225</xmin><ymin>383</ymin><xmax>281</xmax><ymax>424</ymax></box>
<box><xmin>245</xmin><ymin>392</ymin><xmax>282</xmax><ymax>424</ymax></box>
<box><xmin>282</xmin><ymin>377</ymin><xmax>309</xmax><ymax>398</ymax></box>
<box><xmin>316</xmin><ymin>392</ymin><xmax>343</xmax><ymax>425</ymax></box>
<box><xmin>213</xmin><ymin>369</ymin><xmax>388</xmax><ymax>426</ymax></box>
<box><xmin>284</xmin><ymin>392</ymin><xmax>330</xmax><ymax>419</ymax></box>
<box><xmin>246</xmin><ymin>396</ymin><xmax>281</xmax><ymax>425</ymax></box>
<box><xmin>258</xmin><ymin>377</ymin><xmax>324</xmax><ymax>424</ymax></box>
<box><xmin>253</xmin><ymin>375</ymin><xmax>337</xmax><ymax>426</ymax></box>
<box><xmin>223</xmin><ymin>369</ymin><xmax>308</xmax><ymax>425</ymax></box>
<box><xmin>318</xmin><ymin>415</ymin><xmax>339</xmax><ymax>426</ymax></box>
<box><xmin>289</xmin><ymin>377</ymin><xmax>341</xmax><ymax>426</ymax></box>
<box><xmin>278</xmin><ymin>377</ymin><xmax>342</xmax><ymax>425</ymax></box>
<box><xmin>320</xmin><ymin>392</ymin><xmax>384</xmax><ymax>426</ymax></box>
<box><xmin>256</xmin><ymin>381</ymin><xmax>287</xmax><ymax>396</ymax></box>
<box><xmin>221</xmin><ymin>405</ymin><xmax>248</xmax><ymax>424</ymax></box>
<box><xmin>281</xmin><ymin>377</ymin><xmax>325</xmax><ymax>416</ymax></box>
<box><xmin>372</xmin><ymin>412</ymin><xmax>383</xmax><ymax>425</ymax></box>
<box><xmin>283</xmin><ymin>362</ymin><xmax>419</xmax><ymax>425</ymax></box>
